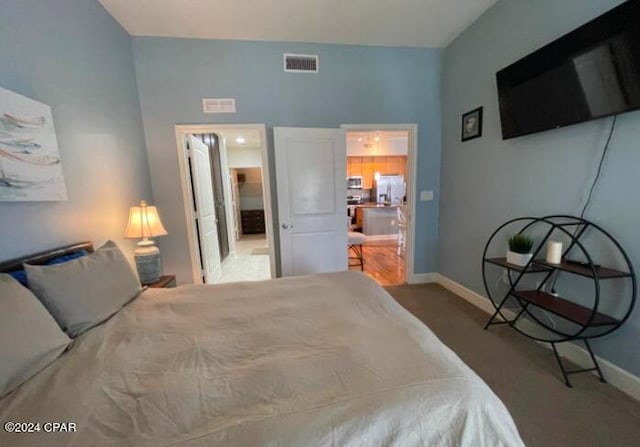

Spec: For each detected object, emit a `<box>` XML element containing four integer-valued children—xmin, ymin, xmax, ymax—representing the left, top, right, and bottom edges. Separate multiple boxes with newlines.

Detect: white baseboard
<box><xmin>406</xmin><ymin>272</ymin><xmax>437</xmax><ymax>284</ymax></box>
<box><xmin>432</xmin><ymin>274</ymin><xmax>640</xmax><ymax>402</ymax></box>
<box><xmin>435</xmin><ymin>274</ymin><xmax>497</xmax><ymax>315</ymax></box>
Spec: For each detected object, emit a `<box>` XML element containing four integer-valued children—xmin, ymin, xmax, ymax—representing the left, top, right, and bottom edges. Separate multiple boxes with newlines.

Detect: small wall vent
<box><xmin>284</xmin><ymin>54</ymin><xmax>318</xmax><ymax>73</ymax></box>
<box><xmin>202</xmin><ymin>98</ymin><xmax>236</xmax><ymax>114</ymax></box>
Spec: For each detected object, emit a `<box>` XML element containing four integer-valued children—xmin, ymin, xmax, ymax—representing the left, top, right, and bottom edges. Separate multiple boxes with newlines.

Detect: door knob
<box><xmin>281</xmin><ymin>223</ymin><xmax>294</xmax><ymax>229</ymax></box>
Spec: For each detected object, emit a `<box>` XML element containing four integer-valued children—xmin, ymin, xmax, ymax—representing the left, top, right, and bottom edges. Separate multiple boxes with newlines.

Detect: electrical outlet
<box><xmin>420</xmin><ymin>190</ymin><xmax>434</xmax><ymax>201</ymax></box>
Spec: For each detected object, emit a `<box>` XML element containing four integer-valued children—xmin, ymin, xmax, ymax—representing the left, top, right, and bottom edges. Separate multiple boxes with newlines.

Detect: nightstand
<box><xmin>145</xmin><ymin>275</ymin><xmax>176</xmax><ymax>288</ymax></box>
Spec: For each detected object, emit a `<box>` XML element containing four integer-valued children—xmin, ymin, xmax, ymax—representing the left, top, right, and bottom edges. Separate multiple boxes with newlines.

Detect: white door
<box><xmin>188</xmin><ymin>135</ymin><xmax>222</xmax><ymax>283</ymax></box>
<box><xmin>274</xmin><ymin>127</ymin><xmax>347</xmax><ymax>276</ymax></box>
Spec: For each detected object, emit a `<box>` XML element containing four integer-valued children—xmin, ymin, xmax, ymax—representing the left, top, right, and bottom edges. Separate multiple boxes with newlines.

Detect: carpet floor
<box><xmin>385</xmin><ymin>283</ymin><xmax>640</xmax><ymax>447</ymax></box>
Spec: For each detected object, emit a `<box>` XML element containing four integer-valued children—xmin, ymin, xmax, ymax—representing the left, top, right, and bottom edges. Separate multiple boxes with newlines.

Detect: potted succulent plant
<box><xmin>507</xmin><ymin>234</ymin><xmax>534</xmax><ymax>267</ymax></box>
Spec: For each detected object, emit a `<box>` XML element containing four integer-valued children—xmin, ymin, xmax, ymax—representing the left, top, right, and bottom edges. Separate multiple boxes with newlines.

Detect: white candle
<box><xmin>546</xmin><ymin>241</ymin><xmax>563</xmax><ymax>264</ymax></box>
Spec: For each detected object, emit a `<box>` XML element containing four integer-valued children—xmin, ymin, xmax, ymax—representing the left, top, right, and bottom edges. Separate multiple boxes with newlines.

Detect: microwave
<box><xmin>347</xmin><ymin>176</ymin><xmax>363</xmax><ymax>189</ymax></box>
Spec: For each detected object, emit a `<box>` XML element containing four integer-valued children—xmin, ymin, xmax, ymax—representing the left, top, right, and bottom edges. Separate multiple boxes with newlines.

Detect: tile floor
<box><xmin>220</xmin><ymin>235</ymin><xmax>404</xmax><ymax>286</ymax></box>
<box><xmin>218</xmin><ymin>234</ymin><xmax>271</xmax><ymax>283</ymax></box>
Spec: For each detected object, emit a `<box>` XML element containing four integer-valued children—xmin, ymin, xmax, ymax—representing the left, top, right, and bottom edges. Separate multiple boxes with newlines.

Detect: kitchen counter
<box><xmin>353</xmin><ymin>204</ymin><xmax>404</xmax><ymax>237</ymax></box>
<box><xmin>354</xmin><ymin>202</ymin><xmax>404</xmax><ymax>208</ymax></box>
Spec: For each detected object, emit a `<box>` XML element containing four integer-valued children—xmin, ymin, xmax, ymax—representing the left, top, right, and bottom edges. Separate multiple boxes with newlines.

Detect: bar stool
<box><xmin>348</xmin><ymin>231</ymin><xmax>366</xmax><ymax>271</ymax></box>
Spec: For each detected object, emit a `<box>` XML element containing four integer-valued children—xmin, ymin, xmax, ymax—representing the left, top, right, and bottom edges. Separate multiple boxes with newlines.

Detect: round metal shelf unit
<box><xmin>482</xmin><ymin>215</ymin><xmax>636</xmax><ymax>386</ymax></box>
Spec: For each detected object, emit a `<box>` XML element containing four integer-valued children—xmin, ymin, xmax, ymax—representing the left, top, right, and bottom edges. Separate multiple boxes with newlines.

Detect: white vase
<box><xmin>506</xmin><ymin>250</ymin><xmax>533</xmax><ymax>267</ymax></box>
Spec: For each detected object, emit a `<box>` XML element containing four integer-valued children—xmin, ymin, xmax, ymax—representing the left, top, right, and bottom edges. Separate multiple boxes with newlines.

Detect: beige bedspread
<box><xmin>0</xmin><ymin>272</ymin><xmax>523</xmax><ymax>446</ymax></box>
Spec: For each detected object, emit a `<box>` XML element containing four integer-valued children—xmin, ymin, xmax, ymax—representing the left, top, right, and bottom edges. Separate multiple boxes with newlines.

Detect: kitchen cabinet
<box><xmin>347</xmin><ymin>156</ymin><xmax>407</xmax><ymax>190</ymax></box>
<box><xmin>361</xmin><ymin>156</ymin><xmax>375</xmax><ymax>189</ymax></box>
<box><xmin>385</xmin><ymin>157</ymin><xmax>403</xmax><ymax>176</ymax></box>
<box><xmin>348</xmin><ymin>157</ymin><xmax>362</xmax><ymax>177</ymax></box>
<box><xmin>374</xmin><ymin>158</ymin><xmax>386</xmax><ymax>181</ymax></box>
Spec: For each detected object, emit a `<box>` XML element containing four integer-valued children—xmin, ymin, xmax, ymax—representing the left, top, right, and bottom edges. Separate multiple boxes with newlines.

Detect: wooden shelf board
<box><xmin>485</xmin><ymin>257</ymin><xmax>552</xmax><ymax>273</ymax></box>
<box><xmin>536</xmin><ymin>260</ymin><xmax>631</xmax><ymax>279</ymax></box>
<box><xmin>512</xmin><ymin>290</ymin><xmax>619</xmax><ymax>327</ymax></box>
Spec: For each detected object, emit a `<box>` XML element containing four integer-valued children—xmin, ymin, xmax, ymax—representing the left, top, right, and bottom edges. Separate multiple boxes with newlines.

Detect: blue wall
<box><xmin>0</xmin><ymin>0</ymin><xmax>152</xmax><ymax>259</ymax></box>
<box><xmin>132</xmin><ymin>37</ymin><xmax>443</xmax><ymax>284</ymax></box>
<box><xmin>440</xmin><ymin>0</ymin><xmax>640</xmax><ymax>375</ymax></box>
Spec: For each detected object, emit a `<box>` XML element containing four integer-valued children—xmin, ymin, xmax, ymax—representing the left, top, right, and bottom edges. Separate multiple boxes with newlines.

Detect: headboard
<box><xmin>0</xmin><ymin>241</ymin><xmax>94</xmax><ymax>273</ymax></box>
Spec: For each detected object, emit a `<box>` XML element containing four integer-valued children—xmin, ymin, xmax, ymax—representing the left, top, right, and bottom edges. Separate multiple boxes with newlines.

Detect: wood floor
<box><xmin>349</xmin><ymin>240</ymin><xmax>405</xmax><ymax>286</ymax></box>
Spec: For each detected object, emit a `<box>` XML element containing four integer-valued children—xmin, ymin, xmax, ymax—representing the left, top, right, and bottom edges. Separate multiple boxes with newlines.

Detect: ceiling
<box><xmin>99</xmin><ymin>0</ymin><xmax>498</xmax><ymax>48</ymax></box>
<box><xmin>215</xmin><ymin>128</ymin><xmax>262</xmax><ymax>150</ymax></box>
<box><xmin>347</xmin><ymin>130</ymin><xmax>408</xmax><ymax>140</ymax></box>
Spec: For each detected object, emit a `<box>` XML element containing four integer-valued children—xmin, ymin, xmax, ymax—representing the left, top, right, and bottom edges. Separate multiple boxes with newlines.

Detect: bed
<box><xmin>0</xmin><ymin>242</ymin><xmax>524</xmax><ymax>446</ymax></box>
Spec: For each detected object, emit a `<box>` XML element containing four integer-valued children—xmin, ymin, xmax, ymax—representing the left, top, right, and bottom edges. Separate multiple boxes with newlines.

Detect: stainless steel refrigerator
<box><xmin>375</xmin><ymin>175</ymin><xmax>405</xmax><ymax>205</ymax></box>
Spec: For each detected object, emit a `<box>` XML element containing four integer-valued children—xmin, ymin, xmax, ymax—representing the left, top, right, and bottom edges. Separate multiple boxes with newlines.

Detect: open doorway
<box><xmin>341</xmin><ymin>124</ymin><xmax>417</xmax><ymax>286</ymax></box>
<box><xmin>222</xmin><ymin>133</ymin><xmax>270</xmax><ymax>283</ymax></box>
<box><xmin>175</xmin><ymin>124</ymin><xmax>275</xmax><ymax>284</ymax></box>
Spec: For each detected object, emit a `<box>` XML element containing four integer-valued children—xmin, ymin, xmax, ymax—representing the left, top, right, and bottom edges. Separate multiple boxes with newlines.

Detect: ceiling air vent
<box><xmin>284</xmin><ymin>54</ymin><xmax>318</xmax><ymax>73</ymax></box>
<box><xmin>202</xmin><ymin>98</ymin><xmax>236</xmax><ymax>114</ymax></box>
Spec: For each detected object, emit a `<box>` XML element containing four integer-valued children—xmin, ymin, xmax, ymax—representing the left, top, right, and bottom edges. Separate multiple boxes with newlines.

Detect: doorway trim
<box><xmin>340</xmin><ymin>123</ymin><xmax>418</xmax><ymax>283</ymax></box>
<box><xmin>175</xmin><ymin>123</ymin><xmax>276</xmax><ymax>284</ymax></box>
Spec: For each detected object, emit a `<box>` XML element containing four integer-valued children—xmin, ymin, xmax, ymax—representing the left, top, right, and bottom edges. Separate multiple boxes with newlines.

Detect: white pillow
<box><xmin>0</xmin><ymin>274</ymin><xmax>72</xmax><ymax>398</ymax></box>
<box><xmin>25</xmin><ymin>241</ymin><xmax>142</xmax><ymax>337</ymax></box>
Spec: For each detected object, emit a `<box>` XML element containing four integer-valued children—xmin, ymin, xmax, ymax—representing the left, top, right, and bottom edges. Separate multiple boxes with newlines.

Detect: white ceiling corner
<box><xmin>98</xmin><ymin>0</ymin><xmax>498</xmax><ymax>48</ymax></box>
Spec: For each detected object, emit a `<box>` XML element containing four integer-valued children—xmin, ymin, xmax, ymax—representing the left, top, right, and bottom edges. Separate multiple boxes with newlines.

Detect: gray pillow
<box><xmin>0</xmin><ymin>274</ymin><xmax>72</xmax><ymax>398</ymax></box>
<box><xmin>25</xmin><ymin>241</ymin><xmax>142</xmax><ymax>337</ymax></box>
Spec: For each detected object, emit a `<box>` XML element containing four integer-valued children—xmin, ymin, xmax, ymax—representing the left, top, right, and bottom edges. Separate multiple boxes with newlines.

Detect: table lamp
<box><xmin>124</xmin><ymin>200</ymin><xmax>168</xmax><ymax>284</ymax></box>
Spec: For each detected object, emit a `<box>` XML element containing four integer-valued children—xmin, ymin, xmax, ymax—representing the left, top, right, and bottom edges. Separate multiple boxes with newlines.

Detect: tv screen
<box><xmin>497</xmin><ymin>0</ymin><xmax>640</xmax><ymax>140</ymax></box>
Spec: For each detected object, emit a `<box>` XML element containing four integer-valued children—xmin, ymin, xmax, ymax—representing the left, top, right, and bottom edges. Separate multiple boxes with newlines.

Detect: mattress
<box><xmin>0</xmin><ymin>271</ymin><xmax>523</xmax><ymax>446</ymax></box>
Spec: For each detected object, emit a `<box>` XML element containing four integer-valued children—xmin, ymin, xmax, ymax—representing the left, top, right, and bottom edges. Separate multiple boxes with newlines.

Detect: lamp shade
<box><xmin>124</xmin><ymin>201</ymin><xmax>168</xmax><ymax>239</ymax></box>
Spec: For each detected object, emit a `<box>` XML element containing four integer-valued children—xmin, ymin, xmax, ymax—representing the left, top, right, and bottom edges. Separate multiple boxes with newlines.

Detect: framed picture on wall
<box><xmin>0</xmin><ymin>86</ymin><xmax>68</xmax><ymax>201</ymax></box>
<box><xmin>461</xmin><ymin>106</ymin><xmax>483</xmax><ymax>142</ymax></box>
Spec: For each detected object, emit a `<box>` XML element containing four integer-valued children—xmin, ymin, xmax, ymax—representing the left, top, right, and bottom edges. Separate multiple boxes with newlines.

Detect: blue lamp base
<box><xmin>134</xmin><ymin>244</ymin><xmax>161</xmax><ymax>284</ymax></box>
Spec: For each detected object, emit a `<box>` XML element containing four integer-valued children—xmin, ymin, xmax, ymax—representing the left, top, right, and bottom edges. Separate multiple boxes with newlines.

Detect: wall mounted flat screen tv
<box><xmin>497</xmin><ymin>0</ymin><xmax>640</xmax><ymax>140</ymax></box>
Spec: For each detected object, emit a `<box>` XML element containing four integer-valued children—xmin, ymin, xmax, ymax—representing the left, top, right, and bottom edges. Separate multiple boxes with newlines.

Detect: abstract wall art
<box><xmin>0</xmin><ymin>86</ymin><xmax>67</xmax><ymax>201</ymax></box>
